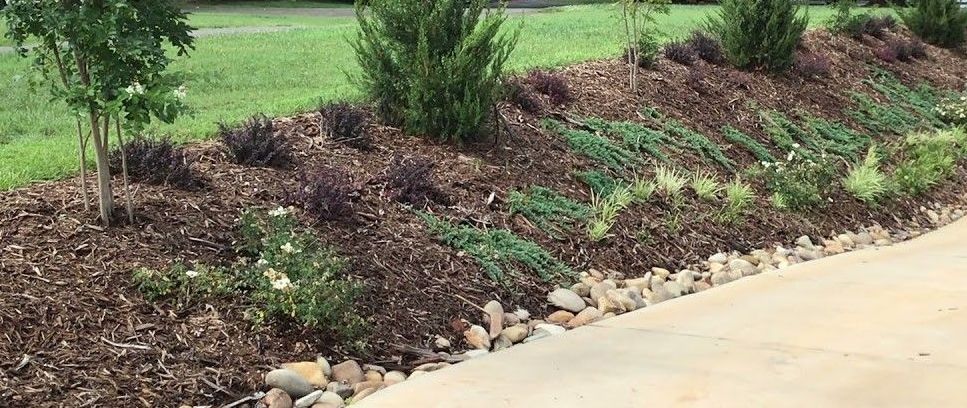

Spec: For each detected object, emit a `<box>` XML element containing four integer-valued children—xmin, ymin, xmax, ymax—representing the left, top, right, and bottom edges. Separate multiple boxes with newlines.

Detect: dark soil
<box><xmin>1</xmin><ymin>29</ymin><xmax>966</xmax><ymax>407</ymax></box>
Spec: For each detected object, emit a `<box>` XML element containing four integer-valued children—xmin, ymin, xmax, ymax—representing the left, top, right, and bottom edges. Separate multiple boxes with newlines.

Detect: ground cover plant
<box><xmin>508</xmin><ymin>186</ymin><xmax>590</xmax><ymax>237</ymax></box>
<box><xmin>419</xmin><ymin>212</ymin><xmax>573</xmax><ymax>284</ymax></box>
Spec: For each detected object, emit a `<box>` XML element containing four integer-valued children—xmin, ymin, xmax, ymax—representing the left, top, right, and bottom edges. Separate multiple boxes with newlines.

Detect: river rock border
<box><xmin>241</xmin><ymin>202</ymin><xmax>965</xmax><ymax>408</ymax></box>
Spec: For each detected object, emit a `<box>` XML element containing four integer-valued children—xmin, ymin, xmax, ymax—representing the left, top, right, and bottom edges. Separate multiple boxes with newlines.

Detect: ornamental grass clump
<box><xmin>717</xmin><ymin>179</ymin><xmax>756</xmax><ymax>223</ymax></box>
<box><xmin>352</xmin><ymin>0</ymin><xmax>518</xmax><ymax>143</ymax></box>
<box><xmin>843</xmin><ymin>147</ymin><xmax>888</xmax><ymax>204</ymax></box>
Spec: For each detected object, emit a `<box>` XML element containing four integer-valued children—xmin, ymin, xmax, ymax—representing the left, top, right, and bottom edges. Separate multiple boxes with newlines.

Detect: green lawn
<box><xmin>187</xmin><ymin>1</ymin><xmax>354</xmax><ymax>7</ymax></box>
<box><xmin>0</xmin><ymin>5</ymin><xmax>862</xmax><ymax>190</ymax></box>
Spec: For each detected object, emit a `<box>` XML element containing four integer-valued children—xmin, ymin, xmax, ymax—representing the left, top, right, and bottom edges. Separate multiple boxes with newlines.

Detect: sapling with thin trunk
<box><xmin>2</xmin><ymin>0</ymin><xmax>194</xmax><ymax>226</ymax></box>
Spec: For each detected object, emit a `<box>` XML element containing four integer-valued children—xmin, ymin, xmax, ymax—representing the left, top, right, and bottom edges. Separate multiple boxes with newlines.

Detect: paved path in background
<box><xmin>0</xmin><ymin>26</ymin><xmax>292</xmax><ymax>55</ymax></box>
<box><xmin>359</xmin><ymin>217</ymin><xmax>967</xmax><ymax>407</ymax></box>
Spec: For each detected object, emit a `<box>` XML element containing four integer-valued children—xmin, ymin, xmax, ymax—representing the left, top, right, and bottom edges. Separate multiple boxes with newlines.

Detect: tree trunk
<box><xmin>76</xmin><ymin>120</ymin><xmax>90</xmax><ymax>211</ymax></box>
<box><xmin>116</xmin><ymin>117</ymin><xmax>134</xmax><ymax>224</ymax></box>
<box><xmin>89</xmin><ymin>113</ymin><xmax>114</xmax><ymax>225</ymax></box>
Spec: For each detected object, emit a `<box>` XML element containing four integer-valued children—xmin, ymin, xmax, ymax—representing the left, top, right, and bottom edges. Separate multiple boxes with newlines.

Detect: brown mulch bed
<box><xmin>1</xmin><ymin>29</ymin><xmax>966</xmax><ymax>407</ymax></box>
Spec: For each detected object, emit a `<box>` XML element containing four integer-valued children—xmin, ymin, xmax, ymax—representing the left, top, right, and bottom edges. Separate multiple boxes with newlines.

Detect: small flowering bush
<box><xmin>935</xmin><ymin>94</ymin><xmax>967</xmax><ymax>126</ymax></box>
<box><xmin>238</xmin><ymin>208</ymin><xmax>365</xmax><ymax>340</ymax></box>
<box><xmin>132</xmin><ymin>207</ymin><xmax>365</xmax><ymax>342</ymax></box>
<box><xmin>758</xmin><ymin>148</ymin><xmax>837</xmax><ymax>211</ymax></box>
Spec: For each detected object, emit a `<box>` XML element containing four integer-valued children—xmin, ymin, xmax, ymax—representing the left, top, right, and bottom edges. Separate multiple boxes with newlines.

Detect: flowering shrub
<box><xmin>935</xmin><ymin>94</ymin><xmax>967</xmax><ymax>126</ymax></box>
<box><xmin>132</xmin><ymin>208</ymin><xmax>365</xmax><ymax>342</ymax></box>
<box><xmin>758</xmin><ymin>148</ymin><xmax>837</xmax><ymax>211</ymax></box>
<box><xmin>238</xmin><ymin>208</ymin><xmax>365</xmax><ymax>340</ymax></box>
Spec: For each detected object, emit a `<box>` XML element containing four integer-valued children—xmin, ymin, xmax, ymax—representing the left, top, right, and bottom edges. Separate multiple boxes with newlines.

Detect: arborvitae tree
<box><xmin>706</xmin><ymin>0</ymin><xmax>809</xmax><ymax>72</ymax></box>
<box><xmin>900</xmin><ymin>0</ymin><xmax>967</xmax><ymax>48</ymax></box>
<box><xmin>351</xmin><ymin>0</ymin><xmax>518</xmax><ymax>143</ymax></box>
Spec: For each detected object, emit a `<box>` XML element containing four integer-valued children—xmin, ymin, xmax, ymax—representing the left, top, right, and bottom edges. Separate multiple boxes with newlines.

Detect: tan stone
<box><xmin>566</xmin><ymin>307</ymin><xmax>603</xmax><ymax>328</ymax></box>
<box><xmin>501</xmin><ymin>324</ymin><xmax>529</xmax><ymax>343</ymax></box>
<box><xmin>546</xmin><ymin>310</ymin><xmax>575</xmax><ymax>324</ymax></box>
<box><xmin>464</xmin><ymin>325</ymin><xmax>491</xmax><ymax>350</ymax></box>
<box><xmin>330</xmin><ymin>360</ymin><xmax>364</xmax><ymax>387</ymax></box>
<box><xmin>483</xmin><ymin>300</ymin><xmax>504</xmax><ymax>339</ymax></box>
<box><xmin>281</xmin><ymin>361</ymin><xmax>328</xmax><ymax>388</ymax></box>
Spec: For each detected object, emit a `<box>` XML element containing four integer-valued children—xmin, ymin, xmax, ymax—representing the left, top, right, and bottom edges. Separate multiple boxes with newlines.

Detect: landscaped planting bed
<box><xmin>2</xmin><ymin>26</ymin><xmax>967</xmax><ymax>407</ymax></box>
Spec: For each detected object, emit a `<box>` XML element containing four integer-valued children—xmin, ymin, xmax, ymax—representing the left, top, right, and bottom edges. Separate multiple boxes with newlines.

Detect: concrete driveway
<box><xmin>358</xmin><ymin>217</ymin><xmax>967</xmax><ymax>407</ymax></box>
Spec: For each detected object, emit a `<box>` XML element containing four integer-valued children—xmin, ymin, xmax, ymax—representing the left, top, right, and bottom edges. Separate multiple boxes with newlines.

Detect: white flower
<box><xmin>791</xmin><ymin>143</ymin><xmax>800</xmax><ymax>149</ymax></box>
<box><xmin>268</xmin><ymin>206</ymin><xmax>289</xmax><ymax>217</ymax></box>
<box><xmin>173</xmin><ymin>85</ymin><xmax>187</xmax><ymax>100</ymax></box>
<box><xmin>786</xmin><ymin>151</ymin><xmax>796</xmax><ymax>162</ymax></box>
<box><xmin>125</xmin><ymin>81</ymin><xmax>145</xmax><ymax>95</ymax></box>
<box><xmin>185</xmin><ymin>270</ymin><xmax>200</xmax><ymax>278</ymax></box>
<box><xmin>280</xmin><ymin>242</ymin><xmax>299</xmax><ymax>255</ymax></box>
<box><xmin>271</xmin><ymin>276</ymin><xmax>295</xmax><ymax>292</ymax></box>
<box><xmin>256</xmin><ymin>258</ymin><xmax>269</xmax><ymax>267</ymax></box>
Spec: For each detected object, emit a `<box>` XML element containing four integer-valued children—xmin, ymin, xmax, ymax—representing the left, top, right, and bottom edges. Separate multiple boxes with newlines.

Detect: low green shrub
<box><xmin>935</xmin><ymin>94</ymin><xmax>967</xmax><ymax>127</ymax></box>
<box><xmin>893</xmin><ymin>128</ymin><xmax>967</xmax><ymax>195</ymax></box>
<box><xmin>508</xmin><ymin>186</ymin><xmax>590</xmax><ymax>236</ymax></box>
<box><xmin>664</xmin><ymin>119</ymin><xmax>735</xmax><ymax>171</ymax></box>
<box><xmin>132</xmin><ymin>263</ymin><xmax>237</xmax><ymax>302</ymax></box>
<box><xmin>134</xmin><ymin>208</ymin><xmax>365</xmax><ymax>342</ymax></box>
<box><xmin>419</xmin><ymin>212</ymin><xmax>572</xmax><ymax>283</ymax></box>
<box><xmin>760</xmin><ymin>151</ymin><xmax>837</xmax><ymax>211</ymax></box>
<box><xmin>900</xmin><ymin>0</ymin><xmax>967</xmax><ymax>48</ymax></box>
<box><xmin>803</xmin><ymin>116</ymin><xmax>870</xmax><ymax>160</ymax></box>
<box><xmin>625</xmin><ymin>29</ymin><xmax>663</xmax><ymax>68</ymax></box>
<box><xmin>843</xmin><ymin>147</ymin><xmax>888</xmax><ymax>204</ymax></box>
<box><xmin>706</xmin><ymin>0</ymin><xmax>808</xmax><ymax>71</ymax></box>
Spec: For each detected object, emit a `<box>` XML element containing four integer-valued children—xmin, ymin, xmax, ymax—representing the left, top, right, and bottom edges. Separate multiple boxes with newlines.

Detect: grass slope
<box><xmin>0</xmin><ymin>5</ymin><xmax>858</xmax><ymax>189</ymax></box>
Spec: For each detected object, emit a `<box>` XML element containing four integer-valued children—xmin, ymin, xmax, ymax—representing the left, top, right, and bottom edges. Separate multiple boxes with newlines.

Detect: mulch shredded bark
<box><xmin>1</xmin><ymin>29</ymin><xmax>966</xmax><ymax>406</ymax></box>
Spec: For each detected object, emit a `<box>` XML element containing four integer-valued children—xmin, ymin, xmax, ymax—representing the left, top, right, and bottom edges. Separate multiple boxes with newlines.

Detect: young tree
<box><xmin>2</xmin><ymin>0</ymin><xmax>194</xmax><ymax>225</ymax></box>
<box><xmin>617</xmin><ymin>0</ymin><xmax>670</xmax><ymax>93</ymax></box>
<box><xmin>706</xmin><ymin>0</ymin><xmax>808</xmax><ymax>72</ymax></box>
<box><xmin>351</xmin><ymin>0</ymin><xmax>518</xmax><ymax>144</ymax></box>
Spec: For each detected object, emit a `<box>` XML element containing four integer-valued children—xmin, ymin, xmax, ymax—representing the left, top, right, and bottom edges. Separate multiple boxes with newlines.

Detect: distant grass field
<box><xmin>0</xmin><ymin>4</ymin><xmax>865</xmax><ymax>190</ymax></box>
